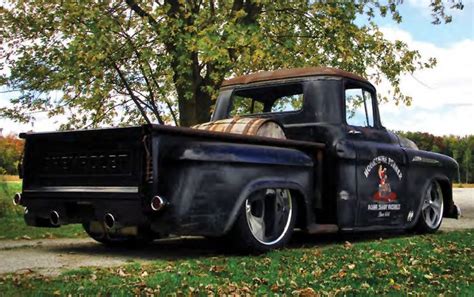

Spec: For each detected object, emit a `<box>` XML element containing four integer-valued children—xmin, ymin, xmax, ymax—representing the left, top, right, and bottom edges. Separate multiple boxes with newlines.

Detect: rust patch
<box><xmin>222</xmin><ymin>67</ymin><xmax>369</xmax><ymax>87</ymax></box>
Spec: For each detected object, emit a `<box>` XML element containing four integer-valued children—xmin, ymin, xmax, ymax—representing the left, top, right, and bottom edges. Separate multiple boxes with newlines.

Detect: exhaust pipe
<box><xmin>50</xmin><ymin>211</ymin><xmax>60</xmax><ymax>226</ymax></box>
<box><xmin>150</xmin><ymin>195</ymin><xmax>167</xmax><ymax>212</ymax></box>
<box><xmin>104</xmin><ymin>213</ymin><xmax>116</xmax><ymax>229</ymax></box>
<box><xmin>13</xmin><ymin>193</ymin><xmax>22</xmax><ymax>206</ymax></box>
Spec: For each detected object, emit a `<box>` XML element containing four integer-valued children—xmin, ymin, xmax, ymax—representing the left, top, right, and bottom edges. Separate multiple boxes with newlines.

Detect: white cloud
<box><xmin>376</xmin><ymin>27</ymin><xmax>474</xmax><ymax>136</ymax></box>
<box><xmin>0</xmin><ymin>97</ymin><xmax>65</xmax><ymax>136</ymax></box>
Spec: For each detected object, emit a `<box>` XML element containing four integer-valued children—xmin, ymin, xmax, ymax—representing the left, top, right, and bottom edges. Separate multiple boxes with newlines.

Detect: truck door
<box><xmin>344</xmin><ymin>81</ymin><xmax>408</xmax><ymax>227</ymax></box>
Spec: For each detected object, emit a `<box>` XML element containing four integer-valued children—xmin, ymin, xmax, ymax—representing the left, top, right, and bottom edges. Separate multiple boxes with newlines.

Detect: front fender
<box><xmin>407</xmin><ymin>175</ymin><xmax>452</xmax><ymax>229</ymax></box>
<box><xmin>403</xmin><ymin>148</ymin><xmax>460</xmax><ymax>224</ymax></box>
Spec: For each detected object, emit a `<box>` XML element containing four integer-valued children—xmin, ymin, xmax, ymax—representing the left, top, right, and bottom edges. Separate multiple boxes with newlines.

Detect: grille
<box><xmin>40</xmin><ymin>151</ymin><xmax>132</xmax><ymax>176</ymax></box>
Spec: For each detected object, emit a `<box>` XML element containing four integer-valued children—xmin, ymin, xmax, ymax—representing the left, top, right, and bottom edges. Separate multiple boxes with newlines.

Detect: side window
<box><xmin>230</xmin><ymin>84</ymin><xmax>303</xmax><ymax>116</ymax></box>
<box><xmin>229</xmin><ymin>96</ymin><xmax>264</xmax><ymax>117</ymax></box>
<box><xmin>271</xmin><ymin>93</ymin><xmax>304</xmax><ymax>112</ymax></box>
<box><xmin>345</xmin><ymin>88</ymin><xmax>374</xmax><ymax>127</ymax></box>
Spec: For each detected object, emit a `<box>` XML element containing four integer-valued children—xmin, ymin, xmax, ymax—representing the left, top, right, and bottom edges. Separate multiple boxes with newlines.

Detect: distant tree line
<box><xmin>0</xmin><ymin>134</ymin><xmax>24</xmax><ymax>175</ymax></box>
<box><xmin>398</xmin><ymin>132</ymin><xmax>474</xmax><ymax>184</ymax></box>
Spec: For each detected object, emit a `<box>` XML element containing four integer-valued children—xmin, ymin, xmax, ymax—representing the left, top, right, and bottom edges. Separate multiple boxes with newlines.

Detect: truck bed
<box><xmin>18</xmin><ymin>125</ymin><xmax>324</xmax><ymax>235</ymax></box>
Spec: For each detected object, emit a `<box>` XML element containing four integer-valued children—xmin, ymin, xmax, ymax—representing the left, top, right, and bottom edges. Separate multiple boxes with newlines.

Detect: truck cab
<box><xmin>211</xmin><ymin>67</ymin><xmax>459</xmax><ymax>231</ymax></box>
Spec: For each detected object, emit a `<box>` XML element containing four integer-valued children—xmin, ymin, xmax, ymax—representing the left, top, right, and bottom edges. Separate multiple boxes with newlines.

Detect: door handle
<box><xmin>348</xmin><ymin>129</ymin><xmax>362</xmax><ymax>135</ymax></box>
<box><xmin>335</xmin><ymin>141</ymin><xmax>356</xmax><ymax>159</ymax></box>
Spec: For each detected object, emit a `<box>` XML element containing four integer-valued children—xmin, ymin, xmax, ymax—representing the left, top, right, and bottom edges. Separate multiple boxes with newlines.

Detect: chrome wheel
<box><xmin>245</xmin><ymin>189</ymin><xmax>293</xmax><ymax>245</ymax></box>
<box><xmin>421</xmin><ymin>181</ymin><xmax>444</xmax><ymax>229</ymax></box>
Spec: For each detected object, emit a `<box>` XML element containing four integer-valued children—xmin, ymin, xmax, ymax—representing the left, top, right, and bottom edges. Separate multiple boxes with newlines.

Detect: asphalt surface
<box><xmin>0</xmin><ymin>188</ymin><xmax>472</xmax><ymax>276</ymax></box>
<box><xmin>441</xmin><ymin>188</ymin><xmax>474</xmax><ymax>230</ymax></box>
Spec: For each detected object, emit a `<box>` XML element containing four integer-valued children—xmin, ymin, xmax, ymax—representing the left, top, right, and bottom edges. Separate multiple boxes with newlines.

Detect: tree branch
<box><xmin>112</xmin><ymin>62</ymin><xmax>152</xmax><ymax>125</ymax></box>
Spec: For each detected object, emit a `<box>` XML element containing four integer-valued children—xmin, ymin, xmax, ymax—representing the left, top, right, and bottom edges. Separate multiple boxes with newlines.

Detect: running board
<box><xmin>306</xmin><ymin>224</ymin><xmax>339</xmax><ymax>234</ymax></box>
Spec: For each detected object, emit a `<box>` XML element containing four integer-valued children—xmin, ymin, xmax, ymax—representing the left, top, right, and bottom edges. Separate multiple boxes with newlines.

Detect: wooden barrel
<box><xmin>193</xmin><ymin>117</ymin><xmax>286</xmax><ymax>139</ymax></box>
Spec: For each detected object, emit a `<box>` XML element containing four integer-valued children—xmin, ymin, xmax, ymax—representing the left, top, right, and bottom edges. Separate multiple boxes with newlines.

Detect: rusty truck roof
<box><xmin>222</xmin><ymin>67</ymin><xmax>369</xmax><ymax>87</ymax></box>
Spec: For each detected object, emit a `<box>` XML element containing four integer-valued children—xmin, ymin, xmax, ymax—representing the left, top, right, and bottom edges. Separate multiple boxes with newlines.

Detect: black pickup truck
<box><xmin>14</xmin><ymin>67</ymin><xmax>460</xmax><ymax>252</ymax></box>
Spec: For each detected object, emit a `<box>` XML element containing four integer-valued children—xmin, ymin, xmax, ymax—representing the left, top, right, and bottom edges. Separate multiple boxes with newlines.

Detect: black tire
<box><xmin>83</xmin><ymin>222</ymin><xmax>154</xmax><ymax>247</ymax></box>
<box><xmin>228</xmin><ymin>188</ymin><xmax>297</xmax><ymax>253</ymax></box>
<box><xmin>415</xmin><ymin>180</ymin><xmax>444</xmax><ymax>233</ymax></box>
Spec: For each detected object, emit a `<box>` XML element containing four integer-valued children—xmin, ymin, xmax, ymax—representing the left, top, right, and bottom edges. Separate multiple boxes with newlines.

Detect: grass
<box><xmin>0</xmin><ymin>230</ymin><xmax>472</xmax><ymax>296</ymax></box>
<box><xmin>0</xmin><ymin>180</ymin><xmax>85</xmax><ymax>240</ymax></box>
<box><xmin>453</xmin><ymin>183</ymin><xmax>474</xmax><ymax>188</ymax></box>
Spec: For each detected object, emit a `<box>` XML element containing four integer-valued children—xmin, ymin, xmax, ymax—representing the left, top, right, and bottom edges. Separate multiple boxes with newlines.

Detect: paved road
<box><xmin>441</xmin><ymin>188</ymin><xmax>474</xmax><ymax>231</ymax></box>
<box><xmin>0</xmin><ymin>189</ymin><xmax>472</xmax><ymax>276</ymax></box>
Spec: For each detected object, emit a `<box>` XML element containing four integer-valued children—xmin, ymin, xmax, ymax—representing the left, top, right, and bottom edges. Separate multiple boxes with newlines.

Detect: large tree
<box><xmin>0</xmin><ymin>0</ymin><xmax>463</xmax><ymax>128</ymax></box>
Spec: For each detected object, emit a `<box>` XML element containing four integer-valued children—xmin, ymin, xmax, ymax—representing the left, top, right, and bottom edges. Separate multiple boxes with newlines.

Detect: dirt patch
<box><xmin>0</xmin><ymin>236</ymin><xmax>226</xmax><ymax>276</ymax></box>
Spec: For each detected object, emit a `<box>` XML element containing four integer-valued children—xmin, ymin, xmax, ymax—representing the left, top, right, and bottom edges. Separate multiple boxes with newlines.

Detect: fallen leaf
<box><xmin>117</xmin><ymin>268</ymin><xmax>129</xmax><ymax>277</ymax></box>
<box><xmin>392</xmin><ymin>283</ymin><xmax>402</xmax><ymax>290</ymax></box>
<box><xmin>209</xmin><ymin>265</ymin><xmax>225</xmax><ymax>273</ymax></box>
<box><xmin>292</xmin><ymin>287</ymin><xmax>317</xmax><ymax>297</ymax></box>
<box><xmin>271</xmin><ymin>283</ymin><xmax>280</xmax><ymax>292</ymax></box>
<box><xmin>241</xmin><ymin>286</ymin><xmax>252</xmax><ymax>293</ymax></box>
<box><xmin>400</xmin><ymin>266</ymin><xmax>410</xmax><ymax>276</ymax></box>
<box><xmin>424</xmin><ymin>274</ymin><xmax>434</xmax><ymax>280</ymax></box>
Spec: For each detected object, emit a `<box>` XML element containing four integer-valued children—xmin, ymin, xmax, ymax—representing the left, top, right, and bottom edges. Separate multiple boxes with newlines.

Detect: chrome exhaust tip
<box><xmin>13</xmin><ymin>193</ymin><xmax>22</xmax><ymax>206</ymax></box>
<box><xmin>104</xmin><ymin>213</ymin><xmax>116</xmax><ymax>229</ymax></box>
<box><xmin>50</xmin><ymin>211</ymin><xmax>60</xmax><ymax>226</ymax></box>
<box><xmin>150</xmin><ymin>196</ymin><xmax>167</xmax><ymax>212</ymax></box>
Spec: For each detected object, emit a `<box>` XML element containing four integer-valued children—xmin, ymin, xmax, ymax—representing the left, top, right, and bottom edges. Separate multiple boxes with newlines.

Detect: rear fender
<box><xmin>222</xmin><ymin>178</ymin><xmax>312</xmax><ymax>234</ymax></box>
<box><xmin>175</xmin><ymin>141</ymin><xmax>314</xmax><ymax>167</ymax></box>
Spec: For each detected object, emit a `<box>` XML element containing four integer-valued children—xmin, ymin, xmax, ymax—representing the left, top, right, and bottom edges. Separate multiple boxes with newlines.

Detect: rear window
<box><xmin>229</xmin><ymin>84</ymin><xmax>303</xmax><ymax>117</ymax></box>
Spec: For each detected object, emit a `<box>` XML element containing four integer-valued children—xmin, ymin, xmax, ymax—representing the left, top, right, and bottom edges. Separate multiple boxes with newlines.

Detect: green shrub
<box><xmin>0</xmin><ymin>181</ymin><xmax>23</xmax><ymax>217</ymax></box>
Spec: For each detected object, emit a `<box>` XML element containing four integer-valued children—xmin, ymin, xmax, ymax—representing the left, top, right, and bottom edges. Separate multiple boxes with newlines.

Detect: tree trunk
<box><xmin>195</xmin><ymin>87</ymin><xmax>213</xmax><ymax>124</ymax></box>
<box><xmin>176</xmin><ymin>87</ymin><xmax>213</xmax><ymax>127</ymax></box>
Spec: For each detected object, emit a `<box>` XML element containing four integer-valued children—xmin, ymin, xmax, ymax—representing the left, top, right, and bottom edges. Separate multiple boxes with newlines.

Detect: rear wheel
<box><xmin>229</xmin><ymin>188</ymin><xmax>297</xmax><ymax>253</ymax></box>
<box><xmin>83</xmin><ymin>221</ymin><xmax>154</xmax><ymax>247</ymax></box>
<box><xmin>416</xmin><ymin>180</ymin><xmax>444</xmax><ymax>233</ymax></box>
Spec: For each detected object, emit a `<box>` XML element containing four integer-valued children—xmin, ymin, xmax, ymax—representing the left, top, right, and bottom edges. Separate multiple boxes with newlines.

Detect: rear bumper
<box><xmin>23</xmin><ymin>197</ymin><xmax>148</xmax><ymax>228</ymax></box>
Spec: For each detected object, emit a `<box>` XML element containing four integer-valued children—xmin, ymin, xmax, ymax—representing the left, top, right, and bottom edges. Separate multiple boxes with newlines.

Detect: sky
<box><xmin>371</xmin><ymin>0</ymin><xmax>474</xmax><ymax>136</ymax></box>
<box><xmin>0</xmin><ymin>0</ymin><xmax>473</xmax><ymax>136</ymax></box>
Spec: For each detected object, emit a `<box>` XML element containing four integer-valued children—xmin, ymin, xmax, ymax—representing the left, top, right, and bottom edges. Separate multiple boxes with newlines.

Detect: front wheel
<box><xmin>415</xmin><ymin>180</ymin><xmax>444</xmax><ymax>233</ymax></box>
<box><xmin>229</xmin><ymin>188</ymin><xmax>297</xmax><ymax>253</ymax></box>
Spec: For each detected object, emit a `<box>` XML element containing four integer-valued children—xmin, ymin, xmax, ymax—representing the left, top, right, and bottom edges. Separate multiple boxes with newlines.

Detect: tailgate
<box><xmin>20</xmin><ymin>126</ymin><xmax>148</xmax><ymax>198</ymax></box>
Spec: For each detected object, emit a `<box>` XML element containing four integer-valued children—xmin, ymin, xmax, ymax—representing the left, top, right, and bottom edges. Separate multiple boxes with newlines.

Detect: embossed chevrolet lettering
<box><xmin>16</xmin><ymin>67</ymin><xmax>460</xmax><ymax>252</ymax></box>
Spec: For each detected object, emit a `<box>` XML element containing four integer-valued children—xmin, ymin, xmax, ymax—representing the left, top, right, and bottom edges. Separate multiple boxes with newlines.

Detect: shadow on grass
<box><xmin>47</xmin><ymin>229</ymin><xmax>416</xmax><ymax>261</ymax></box>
